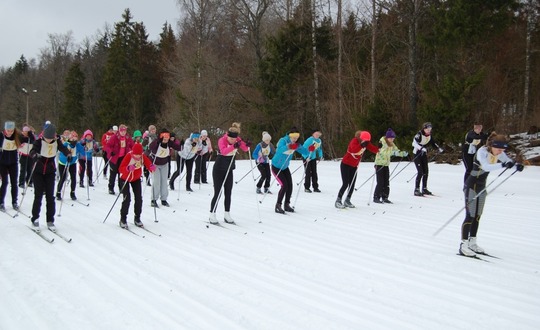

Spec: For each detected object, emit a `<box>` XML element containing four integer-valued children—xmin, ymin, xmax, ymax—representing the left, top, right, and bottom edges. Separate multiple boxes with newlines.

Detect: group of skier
<box><xmin>0</xmin><ymin>119</ymin><xmax>526</xmax><ymax>257</ymax></box>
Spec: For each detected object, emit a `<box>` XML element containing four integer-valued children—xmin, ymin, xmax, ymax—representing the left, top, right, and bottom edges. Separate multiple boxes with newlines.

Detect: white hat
<box><xmin>201</xmin><ymin>129</ymin><xmax>208</xmax><ymax>136</ymax></box>
<box><xmin>262</xmin><ymin>131</ymin><xmax>271</xmax><ymax>142</ymax></box>
<box><xmin>112</xmin><ymin>125</ymin><xmax>118</xmax><ymax>131</ymax></box>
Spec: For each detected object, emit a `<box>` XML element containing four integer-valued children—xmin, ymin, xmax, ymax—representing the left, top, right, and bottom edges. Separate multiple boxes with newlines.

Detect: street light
<box><xmin>21</xmin><ymin>88</ymin><xmax>38</xmax><ymax>125</ymax></box>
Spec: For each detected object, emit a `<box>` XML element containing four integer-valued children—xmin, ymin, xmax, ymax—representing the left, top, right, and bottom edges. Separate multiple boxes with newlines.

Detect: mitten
<box><xmin>421</xmin><ymin>147</ymin><xmax>427</xmax><ymax>154</ymax></box>
<box><xmin>233</xmin><ymin>141</ymin><xmax>241</xmax><ymax>149</ymax></box>
<box><xmin>360</xmin><ymin>141</ymin><xmax>369</xmax><ymax>147</ymax></box>
<box><xmin>149</xmin><ymin>164</ymin><xmax>157</xmax><ymax>172</ymax></box>
<box><xmin>308</xmin><ymin>145</ymin><xmax>316</xmax><ymax>152</ymax></box>
<box><xmin>245</xmin><ymin>140</ymin><xmax>252</xmax><ymax>148</ymax></box>
<box><xmin>127</xmin><ymin>164</ymin><xmax>136</xmax><ymax>172</ymax></box>
<box><xmin>289</xmin><ymin>143</ymin><xmax>298</xmax><ymax>150</ymax></box>
<box><xmin>202</xmin><ymin>140</ymin><xmax>207</xmax><ymax>146</ymax></box>
<box><xmin>503</xmin><ymin>161</ymin><xmax>514</xmax><ymax>169</ymax></box>
<box><xmin>191</xmin><ymin>142</ymin><xmax>196</xmax><ymax>147</ymax></box>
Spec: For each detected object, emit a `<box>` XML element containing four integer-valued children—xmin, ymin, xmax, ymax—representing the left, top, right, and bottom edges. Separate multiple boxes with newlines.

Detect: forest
<box><xmin>0</xmin><ymin>0</ymin><xmax>538</xmax><ymax>158</ymax></box>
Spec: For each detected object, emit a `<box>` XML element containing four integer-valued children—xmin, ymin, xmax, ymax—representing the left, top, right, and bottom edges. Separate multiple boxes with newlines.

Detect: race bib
<box><xmin>40</xmin><ymin>140</ymin><xmax>58</xmax><ymax>158</ymax></box>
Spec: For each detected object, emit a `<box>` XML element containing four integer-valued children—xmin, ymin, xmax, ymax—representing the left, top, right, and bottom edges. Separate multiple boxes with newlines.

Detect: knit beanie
<box><xmin>43</xmin><ymin>124</ymin><xmax>56</xmax><ymax>139</ymax></box>
<box><xmin>201</xmin><ymin>130</ymin><xmax>208</xmax><ymax>136</ymax></box>
<box><xmin>4</xmin><ymin>121</ymin><xmax>15</xmax><ymax>130</ymax></box>
<box><xmin>359</xmin><ymin>131</ymin><xmax>371</xmax><ymax>141</ymax></box>
<box><xmin>133</xmin><ymin>130</ymin><xmax>142</xmax><ymax>139</ymax></box>
<box><xmin>132</xmin><ymin>143</ymin><xmax>143</xmax><ymax>155</ymax></box>
<box><xmin>262</xmin><ymin>131</ymin><xmax>271</xmax><ymax>143</ymax></box>
<box><xmin>84</xmin><ymin>129</ymin><xmax>93</xmax><ymax>138</ymax></box>
<box><xmin>385</xmin><ymin>128</ymin><xmax>396</xmax><ymax>139</ymax></box>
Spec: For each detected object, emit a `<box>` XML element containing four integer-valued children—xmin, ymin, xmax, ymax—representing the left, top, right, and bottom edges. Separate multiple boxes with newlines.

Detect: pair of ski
<box><xmin>28</xmin><ymin>226</ymin><xmax>72</xmax><ymax>243</ymax></box>
<box><xmin>121</xmin><ymin>225</ymin><xmax>161</xmax><ymax>238</ymax></box>
<box><xmin>457</xmin><ymin>252</ymin><xmax>500</xmax><ymax>262</ymax></box>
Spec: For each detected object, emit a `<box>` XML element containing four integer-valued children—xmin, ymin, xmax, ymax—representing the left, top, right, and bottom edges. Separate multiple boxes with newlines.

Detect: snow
<box><xmin>1</xmin><ymin>159</ymin><xmax>539</xmax><ymax>330</ymax></box>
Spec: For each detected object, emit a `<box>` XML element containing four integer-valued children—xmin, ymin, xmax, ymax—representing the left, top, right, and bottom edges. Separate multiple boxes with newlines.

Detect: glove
<box><xmin>308</xmin><ymin>145</ymin><xmax>316</xmax><ymax>152</ymax></box>
<box><xmin>233</xmin><ymin>141</ymin><xmax>241</xmax><ymax>149</ymax></box>
<box><xmin>360</xmin><ymin>141</ymin><xmax>368</xmax><ymax>147</ymax></box>
<box><xmin>245</xmin><ymin>140</ymin><xmax>252</xmax><ymax>148</ymax></box>
<box><xmin>31</xmin><ymin>153</ymin><xmax>40</xmax><ymax>160</ymax></box>
<box><xmin>400</xmin><ymin>151</ymin><xmax>408</xmax><ymax>157</ymax></box>
<box><xmin>438</xmin><ymin>148</ymin><xmax>444</xmax><ymax>153</ymax></box>
<box><xmin>421</xmin><ymin>147</ymin><xmax>427</xmax><ymax>154</ymax></box>
<box><xmin>110</xmin><ymin>151</ymin><xmax>115</xmax><ymax>156</ymax></box>
<box><xmin>288</xmin><ymin>143</ymin><xmax>298</xmax><ymax>150</ymax></box>
<box><xmin>67</xmin><ymin>155</ymin><xmax>73</xmax><ymax>162</ymax></box>
<box><xmin>149</xmin><ymin>164</ymin><xmax>157</xmax><ymax>172</ymax></box>
<box><xmin>202</xmin><ymin>140</ymin><xmax>207</xmax><ymax>146</ymax></box>
<box><xmin>515</xmin><ymin>163</ymin><xmax>524</xmax><ymax>172</ymax></box>
<box><xmin>191</xmin><ymin>142</ymin><xmax>196</xmax><ymax>147</ymax></box>
<box><xmin>127</xmin><ymin>164</ymin><xmax>136</xmax><ymax>172</ymax></box>
<box><xmin>503</xmin><ymin>161</ymin><xmax>514</xmax><ymax>169</ymax></box>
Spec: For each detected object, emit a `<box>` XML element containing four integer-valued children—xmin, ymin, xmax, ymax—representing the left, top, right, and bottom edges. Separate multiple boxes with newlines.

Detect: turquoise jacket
<box><xmin>271</xmin><ymin>134</ymin><xmax>309</xmax><ymax>170</ymax></box>
<box><xmin>302</xmin><ymin>136</ymin><xmax>323</xmax><ymax>160</ymax></box>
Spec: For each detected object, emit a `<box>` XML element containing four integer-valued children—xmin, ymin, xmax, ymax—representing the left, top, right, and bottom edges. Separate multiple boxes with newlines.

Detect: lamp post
<box><xmin>21</xmin><ymin>88</ymin><xmax>38</xmax><ymax>125</ymax></box>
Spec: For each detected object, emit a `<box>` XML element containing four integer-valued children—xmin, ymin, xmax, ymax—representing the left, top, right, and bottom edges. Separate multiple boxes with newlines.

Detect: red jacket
<box><xmin>101</xmin><ymin>131</ymin><xmax>115</xmax><ymax>150</ymax></box>
<box><xmin>341</xmin><ymin>137</ymin><xmax>379</xmax><ymax>168</ymax></box>
<box><xmin>106</xmin><ymin>133</ymin><xmax>134</xmax><ymax>165</ymax></box>
<box><xmin>119</xmin><ymin>151</ymin><xmax>153</xmax><ymax>182</ymax></box>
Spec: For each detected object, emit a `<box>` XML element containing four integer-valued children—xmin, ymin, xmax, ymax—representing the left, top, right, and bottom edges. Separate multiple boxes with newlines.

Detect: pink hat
<box><xmin>84</xmin><ymin>129</ymin><xmax>93</xmax><ymax>138</ymax></box>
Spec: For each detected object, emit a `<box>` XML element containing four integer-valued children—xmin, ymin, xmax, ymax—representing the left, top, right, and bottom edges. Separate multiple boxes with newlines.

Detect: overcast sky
<box><xmin>0</xmin><ymin>0</ymin><xmax>181</xmax><ymax>68</ymax></box>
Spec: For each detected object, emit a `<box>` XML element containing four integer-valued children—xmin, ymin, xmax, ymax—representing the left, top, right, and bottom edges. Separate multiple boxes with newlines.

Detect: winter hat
<box><xmin>43</xmin><ymin>124</ymin><xmax>56</xmax><ymax>139</ymax></box>
<box><xmin>170</xmin><ymin>132</ymin><xmax>176</xmax><ymax>138</ymax></box>
<box><xmin>70</xmin><ymin>131</ymin><xmax>78</xmax><ymax>140</ymax></box>
<box><xmin>133</xmin><ymin>130</ymin><xmax>142</xmax><ymax>138</ymax></box>
<box><xmin>385</xmin><ymin>128</ymin><xmax>396</xmax><ymax>139</ymax></box>
<box><xmin>262</xmin><ymin>131</ymin><xmax>271</xmax><ymax>143</ymax></box>
<box><xmin>191</xmin><ymin>132</ymin><xmax>200</xmax><ymax>139</ymax></box>
<box><xmin>423</xmin><ymin>122</ymin><xmax>432</xmax><ymax>129</ymax></box>
<box><xmin>201</xmin><ymin>130</ymin><xmax>208</xmax><ymax>136</ymax></box>
<box><xmin>112</xmin><ymin>125</ymin><xmax>118</xmax><ymax>131</ymax></box>
<box><xmin>4</xmin><ymin>121</ymin><xmax>15</xmax><ymax>130</ymax></box>
<box><xmin>84</xmin><ymin>129</ymin><xmax>93</xmax><ymax>139</ymax></box>
<box><xmin>132</xmin><ymin>143</ymin><xmax>143</xmax><ymax>155</ymax></box>
<box><xmin>359</xmin><ymin>131</ymin><xmax>371</xmax><ymax>141</ymax></box>
<box><xmin>119</xmin><ymin>124</ymin><xmax>128</xmax><ymax>132</ymax></box>
<box><xmin>22</xmin><ymin>126</ymin><xmax>30</xmax><ymax>132</ymax></box>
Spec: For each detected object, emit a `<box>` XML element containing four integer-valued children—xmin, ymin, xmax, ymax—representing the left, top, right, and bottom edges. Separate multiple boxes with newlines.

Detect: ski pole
<box><xmin>14</xmin><ymin>161</ymin><xmax>37</xmax><ymax>217</ymax></box>
<box><xmin>406</xmin><ymin>154</ymin><xmax>437</xmax><ymax>183</ymax></box>
<box><xmin>94</xmin><ymin>157</ymin><xmax>111</xmax><ymax>184</ymax></box>
<box><xmin>290</xmin><ymin>158</ymin><xmax>309</xmax><ymax>175</ymax></box>
<box><xmin>367</xmin><ymin>171</ymin><xmax>376</xmax><ymax>206</ymax></box>
<box><xmin>235</xmin><ymin>165</ymin><xmax>257</xmax><ymax>184</ymax></box>
<box><xmin>57</xmin><ymin>162</ymin><xmax>71</xmax><ymax>217</ymax></box>
<box><xmin>432</xmin><ymin>167</ymin><xmax>515</xmax><ymax>237</ymax></box>
<box><xmin>247</xmin><ymin>147</ymin><xmax>263</xmax><ymax>223</ymax></box>
<box><xmin>390</xmin><ymin>153</ymin><xmax>420</xmax><ymax>182</ymax></box>
<box><xmin>292</xmin><ymin>157</ymin><xmax>310</xmax><ymax>209</ymax></box>
<box><xmin>389</xmin><ymin>158</ymin><xmax>403</xmax><ymax>178</ymax></box>
<box><xmin>103</xmin><ymin>171</ymin><xmax>133</xmax><ymax>223</ymax></box>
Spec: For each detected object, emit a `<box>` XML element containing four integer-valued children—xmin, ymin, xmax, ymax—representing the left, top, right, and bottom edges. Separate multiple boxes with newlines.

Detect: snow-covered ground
<box><xmin>1</xmin><ymin>159</ymin><xmax>539</xmax><ymax>330</ymax></box>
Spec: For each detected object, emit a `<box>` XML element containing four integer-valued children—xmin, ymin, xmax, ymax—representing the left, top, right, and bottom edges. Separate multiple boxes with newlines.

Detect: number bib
<box><xmin>18</xmin><ymin>143</ymin><xmax>31</xmax><ymax>155</ymax></box>
<box><xmin>2</xmin><ymin>138</ymin><xmax>17</xmax><ymax>151</ymax></box>
<box><xmin>40</xmin><ymin>140</ymin><xmax>58</xmax><ymax>158</ymax></box>
<box><xmin>156</xmin><ymin>145</ymin><xmax>169</xmax><ymax>159</ymax></box>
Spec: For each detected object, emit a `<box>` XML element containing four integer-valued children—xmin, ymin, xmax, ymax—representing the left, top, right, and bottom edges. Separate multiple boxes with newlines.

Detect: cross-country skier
<box><xmin>56</xmin><ymin>131</ymin><xmax>79</xmax><ymax>201</ymax></box>
<box><xmin>462</xmin><ymin>123</ymin><xmax>488</xmax><ymax>183</ymax></box>
<box><xmin>411</xmin><ymin>122</ymin><xmax>443</xmax><ymax>196</ymax></box>
<box><xmin>303</xmin><ymin>129</ymin><xmax>323</xmax><ymax>193</ymax></box>
<box><xmin>252</xmin><ymin>131</ymin><xmax>275</xmax><ymax>194</ymax></box>
<box><xmin>0</xmin><ymin>121</ymin><xmax>21</xmax><ymax>211</ymax></box>
<box><xmin>459</xmin><ymin>132</ymin><xmax>524</xmax><ymax>257</ymax></box>
<box><xmin>373</xmin><ymin>128</ymin><xmax>408</xmax><ymax>204</ymax></box>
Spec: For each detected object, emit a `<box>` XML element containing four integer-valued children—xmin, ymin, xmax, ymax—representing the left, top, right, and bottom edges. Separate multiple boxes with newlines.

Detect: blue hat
<box><xmin>191</xmin><ymin>132</ymin><xmax>200</xmax><ymax>139</ymax></box>
<box><xmin>4</xmin><ymin>121</ymin><xmax>15</xmax><ymax>130</ymax></box>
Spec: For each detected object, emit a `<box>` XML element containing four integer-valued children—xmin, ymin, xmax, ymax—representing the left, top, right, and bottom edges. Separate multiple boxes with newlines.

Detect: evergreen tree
<box><xmin>61</xmin><ymin>59</ymin><xmax>85</xmax><ymax>131</ymax></box>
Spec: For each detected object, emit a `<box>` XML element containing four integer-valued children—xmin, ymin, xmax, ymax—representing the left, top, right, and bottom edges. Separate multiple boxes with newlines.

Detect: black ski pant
<box><xmin>462</xmin><ymin>183</ymin><xmax>487</xmax><ymax>240</ymax></box>
<box><xmin>170</xmin><ymin>157</ymin><xmax>194</xmax><ymax>190</ymax></box>
<box><xmin>102</xmin><ymin>152</ymin><xmax>109</xmax><ymax>177</ymax></box>
<box><xmin>256</xmin><ymin>163</ymin><xmax>271</xmax><ymax>189</ymax></box>
<box><xmin>57</xmin><ymin>163</ymin><xmax>77</xmax><ymax>195</ymax></box>
<box><xmin>210</xmin><ymin>164</ymin><xmax>234</xmax><ymax>212</ymax></box>
<box><xmin>108</xmin><ymin>157</ymin><xmax>124</xmax><ymax>192</ymax></box>
<box><xmin>304</xmin><ymin>159</ymin><xmax>319</xmax><ymax>190</ymax></box>
<box><xmin>373</xmin><ymin>165</ymin><xmax>390</xmax><ymax>200</ymax></box>
<box><xmin>78</xmin><ymin>159</ymin><xmax>93</xmax><ymax>185</ymax></box>
<box><xmin>337</xmin><ymin>162</ymin><xmax>357</xmax><ymax>200</ymax></box>
<box><xmin>19</xmin><ymin>155</ymin><xmax>34</xmax><ymax>186</ymax></box>
<box><xmin>0</xmin><ymin>163</ymin><xmax>18</xmax><ymax>205</ymax></box>
<box><xmin>414</xmin><ymin>152</ymin><xmax>429</xmax><ymax>190</ymax></box>
<box><xmin>194</xmin><ymin>153</ymin><xmax>209</xmax><ymax>183</ymax></box>
<box><xmin>119</xmin><ymin>178</ymin><xmax>143</xmax><ymax>222</ymax></box>
<box><xmin>462</xmin><ymin>151</ymin><xmax>475</xmax><ymax>183</ymax></box>
<box><xmin>31</xmin><ymin>172</ymin><xmax>56</xmax><ymax>224</ymax></box>
<box><xmin>271</xmin><ymin>166</ymin><xmax>293</xmax><ymax>206</ymax></box>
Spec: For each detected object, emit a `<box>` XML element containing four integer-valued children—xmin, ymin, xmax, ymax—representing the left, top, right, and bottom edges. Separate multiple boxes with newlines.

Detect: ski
<box><xmin>138</xmin><ymin>226</ymin><xmax>161</xmax><ymax>237</ymax></box>
<box><xmin>49</xmin><ymin>229</ymin><xmax>72</xmax><ymax>243</ymax></box>
<box><xmin>14</xmin><ymin>209</ymin><xmax>31</xmax><ymax>219</ymax></box>
<box><xmin>29</xmin><ymin>226</ymin><xmax>55</xmax><ymax>243</ymax></box>
<box><xmin>121</xmin><ymin>226</ymin><xmax>145</xmax><ymax>238</ymax></box>
<box><xmin>205</xmin><ymin>221</ymin><xmax>230</xmax><ymax>229</ymax></box>
<box><xmin>1</xmin><ymin>209</ymin><xmax>15</xmax><ymax>218</ymax></box>
<box><xmin>456</xmin><ymin>253</ymin><xmax>489</xmax><ymax>262</ymax></box>
<box><xmin>476</xmin><ymin>252</ymin><xmax>501</xmax><ymax>259</ymax></box>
